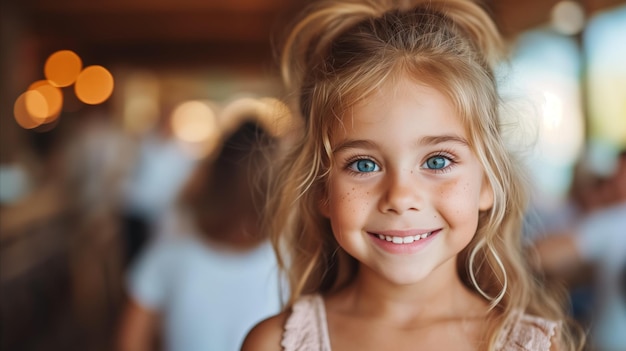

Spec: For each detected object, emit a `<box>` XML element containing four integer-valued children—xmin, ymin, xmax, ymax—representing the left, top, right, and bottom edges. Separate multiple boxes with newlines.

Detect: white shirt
<box><xmin>129</xmin><ymin>234</ymin><xmax>282</xmax><ymax>351</ymax></box>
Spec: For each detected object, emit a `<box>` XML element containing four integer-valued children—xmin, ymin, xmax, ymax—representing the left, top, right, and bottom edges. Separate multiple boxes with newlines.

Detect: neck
<box><xmin>334</xmin><ymin>259</ymin><xmax>488</xmax><ymax>326</ymax></box>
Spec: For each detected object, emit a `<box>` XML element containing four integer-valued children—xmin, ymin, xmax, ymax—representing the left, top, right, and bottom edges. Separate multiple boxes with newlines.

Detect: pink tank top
<box><xmin>281</xmin><ymin>294</ymin><xmax>558</xmax><ymax>351</ymax></box>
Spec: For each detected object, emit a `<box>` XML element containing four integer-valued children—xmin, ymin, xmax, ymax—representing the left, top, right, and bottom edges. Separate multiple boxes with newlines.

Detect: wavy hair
<box><xmin>266</xmin><ymin>1</ymin><xmax>584</xmax><ymax>349</ymax></box>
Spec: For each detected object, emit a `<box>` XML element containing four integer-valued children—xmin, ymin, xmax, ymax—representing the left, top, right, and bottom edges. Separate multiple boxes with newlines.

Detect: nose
<box><xmin>378</xmin><ymin>169</ymin><xmax>422</xmax><ymax>214</ymax></box>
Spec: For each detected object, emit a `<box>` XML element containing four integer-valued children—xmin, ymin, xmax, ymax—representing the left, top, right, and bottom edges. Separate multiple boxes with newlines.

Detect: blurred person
<box><xmin>534</xmin><ymin>150</ymin><xmax>626</xmax><ymax>351</ymax></box>
<box><xmin>117</xmin><ymin>120</ymin><xmax>282</xmax><ymax>351</ymax></box>
<box><xmin>527</xmin><ymin>158</ymin><xmax>610</xmax><ymax>239</ymax></box>
<box><xmin>524</xmin><ymin>155</ymin><xmax>611</xmax><ymax>325</ymax></box>
<box><xmin>63</xmin><ymin>110</ymin><xmax>136</xmax><ymax>214</ymax></box>
<box><xmin>62</xmin><ymin>110</ymin><xmax>135</xmax><ymax>343</ymax></box>
<box><xmin>120</xmin><ymin>111</ymin><xmax>197</xmax><ymax>266</ymax></box>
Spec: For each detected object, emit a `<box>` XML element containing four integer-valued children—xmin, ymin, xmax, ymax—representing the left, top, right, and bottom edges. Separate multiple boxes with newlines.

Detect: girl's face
<box><xmin>321</xmin><ymin>79</ymin><xmax>493</xmax><ymax>287</ymax></box>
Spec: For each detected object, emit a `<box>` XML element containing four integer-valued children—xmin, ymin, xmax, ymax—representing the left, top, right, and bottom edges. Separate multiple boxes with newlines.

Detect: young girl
<box><xmin>243</xmin><ymin>0</ymin><xmax>584</xmax><ymax>350</ymax></box>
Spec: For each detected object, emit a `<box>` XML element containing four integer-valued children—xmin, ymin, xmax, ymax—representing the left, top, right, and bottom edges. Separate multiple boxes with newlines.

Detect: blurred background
<box><xmin>0</xmin><ymin>0</ymin><xmax>625</xmax><ymax>350</ymax></box>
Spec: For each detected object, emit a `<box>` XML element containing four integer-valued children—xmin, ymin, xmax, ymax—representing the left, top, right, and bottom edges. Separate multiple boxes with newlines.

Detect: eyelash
<box><xmin>343</xmin><ymin>155</ymin><xmax>380</xmax><ymax>176</ymax></box>
<box><xmin>422</xmin><ymin>151</ymin><xmax>457</xmax><ymax>174</ymax></box>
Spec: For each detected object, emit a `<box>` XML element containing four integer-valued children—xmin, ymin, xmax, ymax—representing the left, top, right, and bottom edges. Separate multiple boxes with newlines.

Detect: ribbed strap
<box><xmin>495</xmin><ymin>310</ymin><xmax>559</xmax><ymax>351</ymax></box>
<box><xmin>281</xmin><ymin>294</ymin><xmax>332</xmax><ymax>351</ymax></box>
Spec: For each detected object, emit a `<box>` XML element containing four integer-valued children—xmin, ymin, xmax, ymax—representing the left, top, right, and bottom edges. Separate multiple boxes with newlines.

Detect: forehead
<box><xmin>332</xmin><ymin>79</ymin><xmax>466</xmax><ymax>144</ymax></box>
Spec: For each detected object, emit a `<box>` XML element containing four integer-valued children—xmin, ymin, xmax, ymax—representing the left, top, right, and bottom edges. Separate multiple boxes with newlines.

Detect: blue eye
<box><xmin>423</xmin><ymin>156</ymin><xmax>451</xmax><ymax>170</ymax></box>
<box><xmin>349</xmin><ymin>159</ymin><xmax>380</xmax><ymax>173</ymax></box>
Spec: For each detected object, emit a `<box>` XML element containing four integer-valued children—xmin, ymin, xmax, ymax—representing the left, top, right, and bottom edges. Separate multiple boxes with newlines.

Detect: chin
<box><xmin>377</xmin><ymin>267</ymin><xmax>434</xmax><ymax>286</ymax></box>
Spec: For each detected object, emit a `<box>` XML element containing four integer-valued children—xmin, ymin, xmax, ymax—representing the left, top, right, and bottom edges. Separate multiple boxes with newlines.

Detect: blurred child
<box><xmin>118</xmin><ymin>120</ymin><xmax>282</xmax><ymax>351</ymax></box>
<box><xmin>534</xmin><ymin>150</ymin><xmax>626</xmax><ymax>351</ymax></box>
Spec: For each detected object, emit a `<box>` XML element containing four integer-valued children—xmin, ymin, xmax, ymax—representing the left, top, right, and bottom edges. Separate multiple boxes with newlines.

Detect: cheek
<box><xmin>326</xmin><ymin>181</ymin><xmax>374</xmax><ymax>245</ymax></box>
<box><xmin>329</xmin><ymin>184</ymin><xmax>371</xmax><ymax>220</ymax></box>
<box><xmin>433</xmin><ymin>179</ymin><xmax>482</xmax><ymax>221</ymax></box>
<box><xmin>433</xmin><ymin>180</ymin><xmax>482</xmax><ymax>252</ymax></box>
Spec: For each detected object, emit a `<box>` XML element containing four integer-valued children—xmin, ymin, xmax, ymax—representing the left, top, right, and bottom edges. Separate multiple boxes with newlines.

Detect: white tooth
<box><xmin>403</xmin><ymin>236</ymin><xmax>414</xmax><ymax>244</ymax></box>
<box><xmin>392</xmin><ymin>237</ymin><xmax>403</xmax><ymax>244</ymax></box>
<box><xmin>378</xmin><ymin>234</ymin><xmax>385</xmax><ymax>240</ymax></box>
<box><xmin>420</xmin><ymin>233</ymin><xmax>428</xmax><ymax>239</ymax></box>
<box><xmin>414</xmin><ymin>234</ymin><xmax>421</xmax><ymax>241</ymax></box>
<box><xmin>385</xmin><ymin>235</ymin><xmax>393</xmax><ymax>242</ymax></box>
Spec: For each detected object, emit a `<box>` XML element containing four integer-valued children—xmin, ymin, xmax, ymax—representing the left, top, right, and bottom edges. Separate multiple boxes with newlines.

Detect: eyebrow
<box><xmin>417</xmin><ymin>135</ymin><xmax>469</xmax><ymax>147</ymax></box>
<box><xmin>332</xmin><ymin>134</ymin><xmax>469</xmax><ymax>154</ymax></box>
<box><xmin>332</xmin><ymin>139</ymin><xmax>378</xmax><ymax>154</ymax></box>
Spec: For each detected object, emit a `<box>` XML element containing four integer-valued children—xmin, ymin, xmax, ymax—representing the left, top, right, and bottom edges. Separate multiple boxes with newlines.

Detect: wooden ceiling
<box><xmin>7</xmin><ymin>0</ymin><xmax>302</xmax><ymax>69</ymax></box>
<box><xmin>7</xmin><ymin>0</ymin><xmax>624</xmax><ymax>70</ymax></box>
<box><xmin>1</xmin><ymin>0</ymin><xmax>623</xmax><ymax>162</ymax></box>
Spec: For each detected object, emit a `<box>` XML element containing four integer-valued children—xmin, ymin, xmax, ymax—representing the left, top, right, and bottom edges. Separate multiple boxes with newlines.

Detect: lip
<box><xmin>367</xmin><ymin>228</ymin><xmax>441</xmax><ymax>254</ymax></box>
<box><xmin>373</xmin><ymin>229</ymin><xmax>438</xmax><ymax>237</ymax></box>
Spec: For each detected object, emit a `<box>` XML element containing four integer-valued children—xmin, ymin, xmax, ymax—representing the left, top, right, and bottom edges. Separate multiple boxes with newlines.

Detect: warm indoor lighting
<box><xmin>171</xmin><ymin>100</ymin><xmax>220</xmax><ymax>159</ymax></box>
<box><xmin>14</xmin><ymin>91</ymin><xmax>46</xmax><ymax>129</ymax></box>
<box><xmin>171</xmin><ymin>100</ymin><xmax>218</xmax><ymax>143</ymax></box>
<box><xmin>44</xmin><ymin>50</ymin><xmax>83</xmax><ymax>87</ymax></box>
<box><xmin>75</xmin><ymin>65</ymin><xmax>114</xmax><ymax>105</ymax></box>
<box><xmin>23</xmin><ymin>90</ymin><xmax>48</xmax><ymax>122</ymax></box>
<box><xmin>28</xmin><ymin>80</ymin><xmax>63</xmax><ymax>123</ymax></box>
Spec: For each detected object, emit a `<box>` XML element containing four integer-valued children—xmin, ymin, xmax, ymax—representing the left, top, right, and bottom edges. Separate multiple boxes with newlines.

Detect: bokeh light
<box><xmin>28</xmin><ymin>80</ymin><xmax>63</xmax><ymax>123</ymax></box>
<box><xmin>14</xmin><ymin>91</ymin><xmax>46</xmax><ymax>129</ymax></box>
<box><xmin>551</xmin><ymin>1</ymin><xmax>586</xmax><ymax>35</ymax></box>
<box><xmin>171</xmin><ymin>100</ymin><xmax>218</xmax><ymax>143</ymax></box>
<box><xmin>75</xmin><ymin>65</ymin><xmax>114</xmax><ymax>105</ymax></box>
<box><xmin>23</xmin><ymin>89</ymin><xmax>49</xmax><ymax>121</ymax></box>
<box><xmin>171</xmin><ymin>100</ymin><xmax>220</xmax><ymax>159</ymax></box>
<box><xmin>44</xmin><ymin>50</ymin><xmax>83</xmax><ymax>87</ymax></box>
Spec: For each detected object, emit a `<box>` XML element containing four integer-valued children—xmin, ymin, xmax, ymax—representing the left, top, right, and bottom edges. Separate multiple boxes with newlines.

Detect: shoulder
<box><xmin>240</xmin><ymin>312</ymin><xmax>288</xmax><ymax>351</ymax></box>
<box><xmin>497</xmin><ymin>311</ymin><xmax>560</xmax><ymax>351</ymax></box>
<box><xmin>242</xmin><ymin>294</ymin><xmax>325</xmax><ymax>351</ymax></box>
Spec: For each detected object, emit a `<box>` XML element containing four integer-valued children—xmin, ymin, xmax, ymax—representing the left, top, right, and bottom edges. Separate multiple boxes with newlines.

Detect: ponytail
<box><xmin>425</xmin><ymin>0</ymin><xmax>505</xmax><ymax>68</ymax></box>
<box><xmin>280</xmin><ymin>0</ymin><xmax>385</xmax><ymax>90</ymax></box>
<box><xmin>281</xmin><ymin>0</ymin><xmax>504</xmax><ymax>92</ymax></box>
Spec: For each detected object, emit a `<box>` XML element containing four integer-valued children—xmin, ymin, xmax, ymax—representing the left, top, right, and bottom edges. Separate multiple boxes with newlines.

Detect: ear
<box><xmin>479</xmin><ymin>176</ymin><xmax>494</xmax><ymax>211</ymax></box>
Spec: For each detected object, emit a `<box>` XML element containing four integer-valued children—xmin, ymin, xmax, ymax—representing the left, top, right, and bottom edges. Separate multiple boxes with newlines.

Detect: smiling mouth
<box><xmin>373</xmin><ymin>230</ymin><xmax>437</xmax><ymax>244</ymax></box>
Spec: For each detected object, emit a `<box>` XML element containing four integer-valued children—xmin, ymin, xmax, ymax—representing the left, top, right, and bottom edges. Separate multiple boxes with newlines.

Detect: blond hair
<box><xmin>267</xmin><ymin>0</ymin><xmax>583</xmax><ymax>349</ymax></box>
